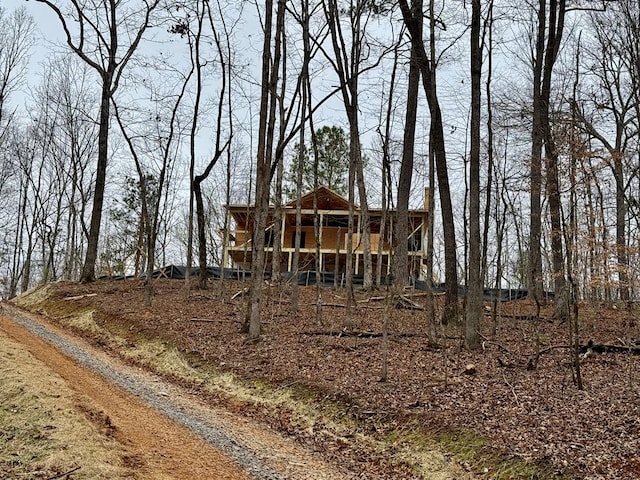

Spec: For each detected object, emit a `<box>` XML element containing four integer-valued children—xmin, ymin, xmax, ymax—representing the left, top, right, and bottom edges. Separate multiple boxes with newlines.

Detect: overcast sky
<box><xmin>3</xmin><ymin>0</ymin><xmax>475</xmax><ymax>212</ymax></box>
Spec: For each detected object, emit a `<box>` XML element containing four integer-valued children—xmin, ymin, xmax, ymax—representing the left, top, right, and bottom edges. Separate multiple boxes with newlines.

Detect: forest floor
<box><xmin>8</xmin><ymin>278</ymin><xmax>640</xmax><ymax>479</ymax></box>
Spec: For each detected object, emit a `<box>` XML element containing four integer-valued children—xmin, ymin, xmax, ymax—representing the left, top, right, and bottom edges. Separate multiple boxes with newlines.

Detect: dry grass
<box><xmin>0</xmin><ymin>328</ymin><xmax>134</xmax><ymax>480</ymax></box>
<box><xmin>11</xmin><ymin>284</ymin><xmax>54</xmax><ymax>309</ymax></box>
<box><xmin>112</xmin><ymin>331</ymin><xmax>360</xmax><ymax>440</ymax></box>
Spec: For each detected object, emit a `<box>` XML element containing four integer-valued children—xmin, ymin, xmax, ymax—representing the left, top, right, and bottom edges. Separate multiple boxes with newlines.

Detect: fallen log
<box><xmin>308</xmin><ymin>302</ymin><xmax>384</xmax><ymax>310</ymax></box>
<box><xmin>579</xmin><ymin>339</ymin><xmax>640</xmax><ymax>354</ymax></box>
<box><xmin>362</xmin><ymin>294</ymin><xmax>425</xmax><ymax>310</ymax></box>
<box><xmin>490</xmin><ymin>313</ymin><xmax>551</xmax><ymax>322</ymax></box>
<box><xmin>395</xmin><ymin>295</ymin><xmax>425</xmax><ymax>311</ymax></box>
<box><xmin>526</xmin><ymin>340</ymin><xmax>640</xmax><ymax>370</ymax></box>
<box><xmin>302</xmin><ymin>330</ymin><xmax>423</xmax><ymax>339</ymax></box>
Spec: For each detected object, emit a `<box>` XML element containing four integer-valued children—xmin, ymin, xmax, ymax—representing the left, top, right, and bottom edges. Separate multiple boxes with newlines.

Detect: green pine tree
<box><xmin>284</xmin><ymin>125</ymin><xmax>349</xmax><ymax>199</ymax></box>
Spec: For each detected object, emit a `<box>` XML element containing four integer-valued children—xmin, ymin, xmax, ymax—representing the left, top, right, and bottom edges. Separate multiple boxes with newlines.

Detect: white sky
<box><xmin>3</xmin><ymin>0</ymin><xmax>476</xmax><ymax>214</ymax></box>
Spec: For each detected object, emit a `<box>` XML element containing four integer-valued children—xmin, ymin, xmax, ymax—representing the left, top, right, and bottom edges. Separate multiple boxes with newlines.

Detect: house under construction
<box><xmin>223</xmin><ymin>186</ymin><xmax>430</xmax><ymax>280</ymax></box>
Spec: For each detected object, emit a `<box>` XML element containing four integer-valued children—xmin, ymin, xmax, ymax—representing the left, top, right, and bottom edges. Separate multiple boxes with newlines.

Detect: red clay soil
<box><xmin>16</xmin><ymin>279</ymin><xmax>640</xmax><ymax>479</ymax></box>
<box><xmin>0</xmin><ymin>311</ymin><xmax>249</xmax><ymax>480</ymax></box>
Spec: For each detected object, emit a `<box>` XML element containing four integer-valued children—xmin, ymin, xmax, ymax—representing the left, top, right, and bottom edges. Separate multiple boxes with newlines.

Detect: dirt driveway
<box><xmin>0</xmin><ymin>305</ymin><xmax>351</xmax><ymax>480</ymax></box>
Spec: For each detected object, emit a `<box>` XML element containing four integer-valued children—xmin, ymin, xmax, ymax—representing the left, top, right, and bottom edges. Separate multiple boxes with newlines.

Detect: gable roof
<box><xmin>285</xmin><ymin>185</ymin><xmax>352</xmax><ymax>210</ymax></box>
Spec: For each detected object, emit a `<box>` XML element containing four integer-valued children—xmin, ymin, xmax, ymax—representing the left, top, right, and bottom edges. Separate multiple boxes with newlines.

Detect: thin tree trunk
<box><xmin>271</xmin><ymin>154</ymin><xmax>284</xmax><ymax>281</ymax></box>
<box><xmin>376</xmin><ymin>42</ymin><xmax>398</xmax><ymax>287</ymax></box>
<box><xmin>290</xmin><ymin>65</ymin><xmax>306</xmax><ymax>312</ymax></box>
<box><xmin>481</xmin><ymin>0</ymin><xmax>495</xmax><ymax>285</ymax></box>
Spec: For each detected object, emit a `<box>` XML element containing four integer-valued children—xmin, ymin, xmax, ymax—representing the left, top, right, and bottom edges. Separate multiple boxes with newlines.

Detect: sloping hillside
<box><xmin>11</xmin><ymin>279</ymin><xmax>640</xmax><ymax>479</ymax></box>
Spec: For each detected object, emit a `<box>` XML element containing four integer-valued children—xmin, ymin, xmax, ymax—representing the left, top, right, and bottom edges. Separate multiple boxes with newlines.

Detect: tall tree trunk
<box><xmin>351</xmin><ymin>119</ymin><xmax>372</xmax><ymax>289</ymax></box>
<box><xmin>81</xmin><ymin>75</ymin><xmax>112</xmax><ymax>282</ymax></box>
<box><xmin>290</xmin><ymin>0</ymin><xmax>312</xmax><ymax>313</ymax></box>
<box><xmin>528</xmin><ymin>0</ymin><xmax>546</xmax><ymax>302</ymax></box>
<box><xmin>542</xmin><ymin>0</ymin><xmax>567</xmax><ymax>320</ymax></box>
<box><xmin>615</xmin><ymin>153</ymin><xmax>629</xmax><ymax>301</ymax></box>
<box><xmin>546</xmin><ymin>135</ymin><xmax>567</xmax><ymax>320</ymax></box>
<box><xmin>271</xmin><ymin>154</ymin><xmax>284</xmax><ymax>281</ymax></box>
<box><xmin>345</xmin><ymin>128</ymin><xmax>356</xmax><ymax>329</ymax></box>
<box><xmin>184</xmin><ymin>5</ymin><xmax>205</xmax><ymax>297</ymax></box>
<box><xmin>323</xmin><ymin>0</ymin><xmax>373</xmax><ymax>291</ymax></box>
<box><xmin>399</xmin><ymin>0</ymin><xmax>459</xmax><ymax>323</ymax></box>
<box><xmin>194</xmin><ymin>179</ymin><xmax>208</xmax><ymax>289</ymax></box>
<box><xmin>529</xmin><ymin>0</ymin><xmax>567</xmax><ymax>314</ymax></box>
<box><xmin>466</xmin><ymin>0</ymin><xmax>482</xmax><ymax>349</ymax></box>
<box><xmin>377</xmin><ymin>40</ymin><xmax>400</xmax><ymax>287</ymax></box>
<box><xmin>246</xmin><ymin>0</ymin><xmax>285</xmax><ymax>340</ymax></box>
<box><xmin>425</xmin><ymin>149</ymin><xmax>437</xmax><ymax>345</ymax></box>
<box><xmin>290</xmin><ymin>121</ymin><xmax>305</xmax><ymax>312</ymax></box>
<box><xmin>193</xmin><ymin>0</ymin><xmax>230</xmax><ymax>290</ymax></box>
<box><xmin>481</xmin><ymin>0</ymin><xmax>495</xmax><ymax>285</ymax></box>
<box><xmin>393</xmin><ymin>6</ymin><xmax>420</xmax><ymax>287</ymax></box>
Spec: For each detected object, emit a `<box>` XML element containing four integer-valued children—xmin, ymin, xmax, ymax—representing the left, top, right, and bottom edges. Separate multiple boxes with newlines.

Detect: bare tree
<box><xmin>398</xmin><ymin>0</ymin><xmax>459</xmax><ymax>323</ymax></box>
<box><xmin>289</xmin><ymin>0</ymin><xmax>313</xmax><ymax>313</ymax></box>
<box><xmin>481</xmin><ymin>0</ymin><xmax>495</xmax><ymax>287</ymax></box>
<box><xmin>0</xmin><ymin>6</ymin><xmax>34</xmax><ymax>145</ymax></box>
<box><xmin>465</xmin><ymin>0</ymin><xmax>482</xmax><ymax>349</ymax></box>
<box><xmin>112</xmin><ymin>61</ymin><xmax>192</xmax><ymax>305</ymax></box>
<box><xmin>393</xmin><ymin>4</ymin><xmax>420</xmax><ymax>287</ymax></box>
<box><xmin>571</xmin><ymin>4</ymin><xmax>639</xmax><ymax>302</ymax></box>
<box><xmin>246</xmin><ymin>0</ymin><xmax>286</xmax><ymax>340</ymax></box>
<box><xmin>244</xmin><ymin>0</ymin><xmax>334</xmax><ymax>338</ymax></box>
<box><xmin>35</xmin><ymin>0</ymin><xmax>161</xmax><ymax>282</ymax></box>
<box><xmin>193</xmin><ymin>0</ymin><xmax>233</xmax><ymax>289</ymax></box>
<box><xmin>35</xmin><ymin>58</ymin><xmax>99</xmax><ymax>282</ymax></box>
<box><xmin>0</xmin><ymin>17</ymin><xmax>24</xmax><ymax>290</ymax></box>
<box><xmin>41</xmin><ymin>56</ymin><xmax>98</xmax><ymax>280</ymax></box>
<box><xmin>8</xmin><ymin>99</ymin><xmax>66</xmax><ymax>292</ymax></box>
<box><xmin>375</xmin><ymin>39</ymin><xmax>400</xmax><ymax>290</ymax></box>
<box><xmin>321</xmin><ymin>0</ymin><xmax>389</xmax><ymax>294</ymax></box>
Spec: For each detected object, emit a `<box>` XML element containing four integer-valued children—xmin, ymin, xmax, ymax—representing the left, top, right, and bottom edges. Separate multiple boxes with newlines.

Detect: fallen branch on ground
<box><xmin>231</xmin><ymin>287</ymin><xmax>249</xmax><ymax>300</ymax></box>
<box><xmin>308</xmin><ymin>302</ymin><xmax>384</xmax><ymax>310</ymax></box>
<box><xmin>63</xmin><ymin>294</ymin><xmax>98</xmax><ymax>301</ymax></box>
<box><xmin>580</xmin><ymin>340</ymin><xmax>640</xmax><ymax>354</ymax></box>
<box><xmin>186</xmin><ymin>318</ymin><xmax>240</xmax><ymax>324</ymax></box>
<box><xmin>46</xmin><ymin>466</ymin><xmax>81</xmax><ymax>480</ymax></box>
<box><xmin>302</xmin><ymin>330</ymin><xmax>423</xmax><ymax>339</ymax></box>
<box><xmin>364</xmin><ymin>295</ymin><xmax>425</xmax><ymax>310</ymax></box>
<box><xmin>526</xmin><ymin>345</ymin><xmax>572</xmax><ymax>370</ymax></box>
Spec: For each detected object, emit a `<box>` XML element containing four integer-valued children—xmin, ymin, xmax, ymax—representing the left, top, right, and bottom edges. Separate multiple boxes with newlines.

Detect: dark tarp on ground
<box><xmin>425</xmin><ymin>282</ymin><xmax>531</xmax><ymax>301</ymax></box>
<box><xmin>106</xmin><ymin>265</ymin><xmax>540</xmax><ymax>301</ymax></box>
<box><xmin>136</xmin><ymin>265</ymin><xmax>254</xmax><ymax>281</ymax></box>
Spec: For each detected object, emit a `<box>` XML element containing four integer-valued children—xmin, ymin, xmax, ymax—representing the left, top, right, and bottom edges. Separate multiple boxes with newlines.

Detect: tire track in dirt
<box><xmin>0</xmin><ymin>304</ymin><xmax>351</xmax><ymax>480</ymax></box>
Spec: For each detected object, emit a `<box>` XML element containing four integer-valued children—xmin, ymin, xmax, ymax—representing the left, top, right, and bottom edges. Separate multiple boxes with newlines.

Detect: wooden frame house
<box><xmin>223</xmin><ymin>186</ymin><xmax>430</xmax><ymax>280</ymax></box>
